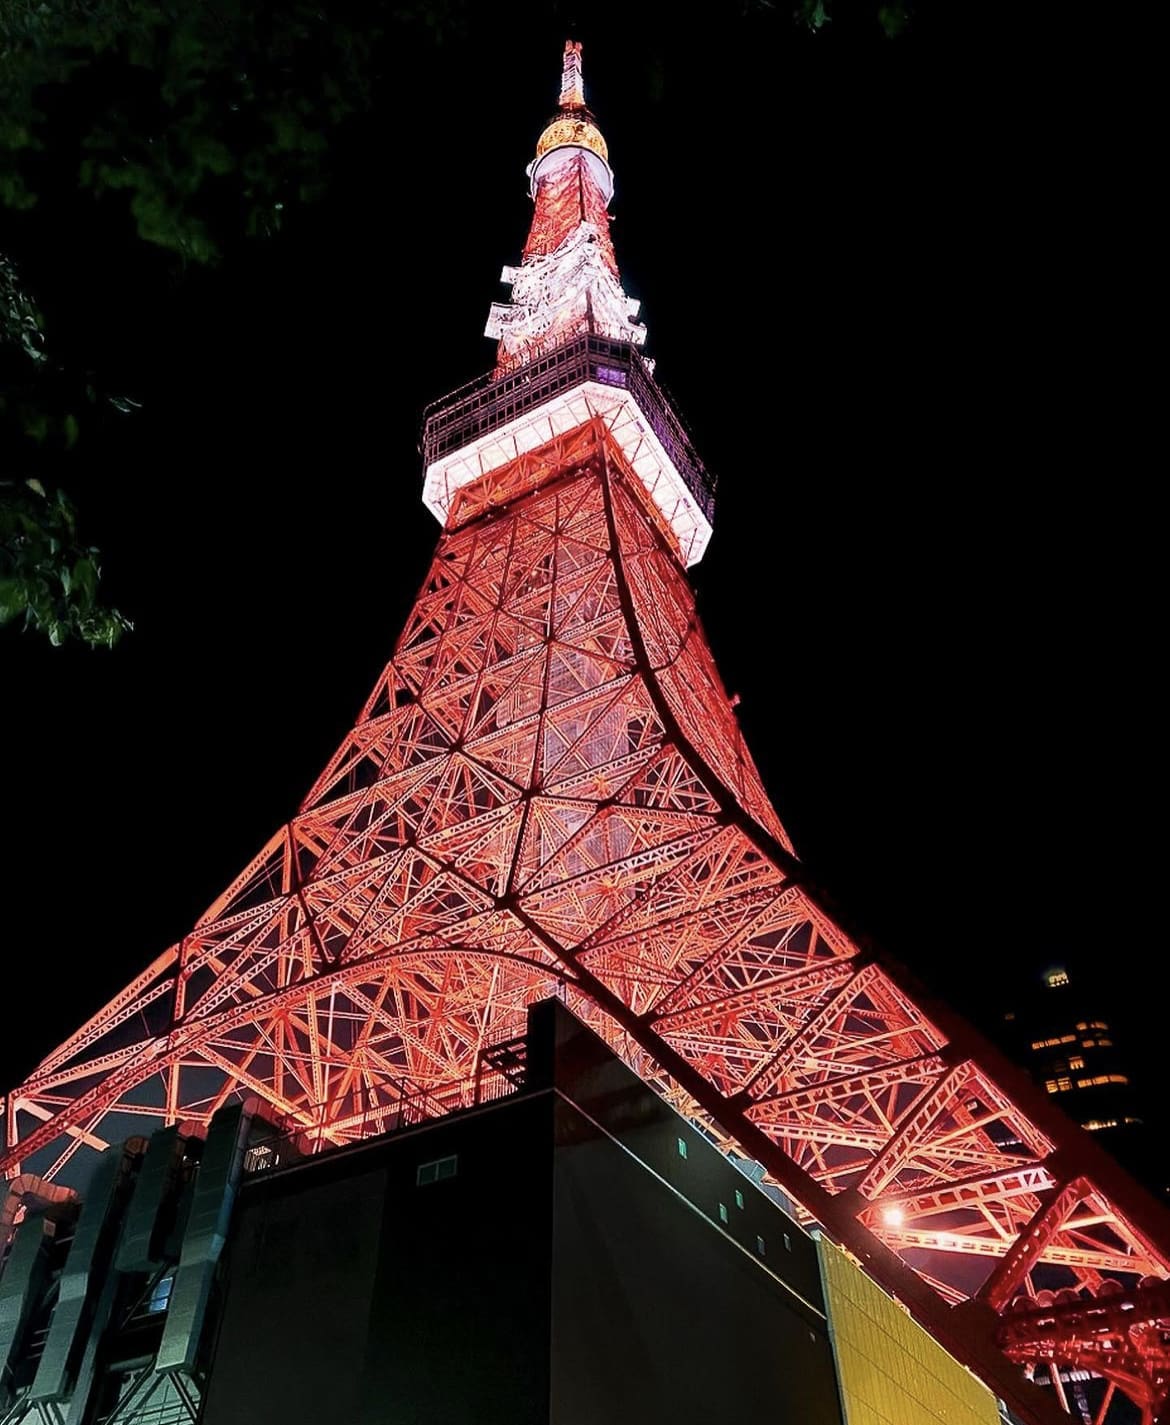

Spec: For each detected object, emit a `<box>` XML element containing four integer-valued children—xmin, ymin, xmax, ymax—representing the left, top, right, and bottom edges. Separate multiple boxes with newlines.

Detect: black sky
<box><xmin>2</xmin><ymin>6</ymin><xmax>1160</xmax><ymax>1141</ymax></box>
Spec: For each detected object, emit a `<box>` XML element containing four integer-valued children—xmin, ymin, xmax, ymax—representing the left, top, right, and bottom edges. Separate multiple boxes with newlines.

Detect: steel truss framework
<box><xmin>523</xmin><ymin>150</ymin><xmax>618</xmax><ymax>275</ymax></box>
<box><xmin>3</xmin><ymin>421</ymin><xmax>1168</xmax><ymax>1422</ymax></box>
<box><xmin>489</xmin><ymin>152</ymin><xmax>644</xmax><ymax>377</ymax></box>
<box><xmin>4</xmin><ymin>38</ymin><xmax>1170</xmax><ymax>1425</ymax></box>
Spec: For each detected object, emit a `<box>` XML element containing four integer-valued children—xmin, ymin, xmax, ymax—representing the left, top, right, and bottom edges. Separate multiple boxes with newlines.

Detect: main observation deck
<box><xmin>420</xmin><ymin>335</ymin><xmax>716</xmax><ymax>567</ymax></box>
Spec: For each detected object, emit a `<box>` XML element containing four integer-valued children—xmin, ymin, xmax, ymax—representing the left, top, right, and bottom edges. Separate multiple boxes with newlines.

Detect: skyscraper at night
<box><xmin>995</xmin><ymin>965</ymin><xmax>1166</xmax><ymax>1205</ymax></box>
<box><xmin>2</xmin><ymin>40</ymin><xmax>1168</xmax><ymax>1425</ymax></box>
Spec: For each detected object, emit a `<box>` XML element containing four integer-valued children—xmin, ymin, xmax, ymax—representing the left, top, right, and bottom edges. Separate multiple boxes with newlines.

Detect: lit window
<box><xmin>416</xmin><ymin>1154</ymin><xmax>458</xmax><ymax>1186</ymax></box>
<box><xmin>755</xmin><ymin>1235</ymin><xmax>766</xmax><ymax>1258</ymax></box>
<box><xmin>782</xmin><ymin>1232</ymin><xmax>792</xmax><ymax>1252</ymax></box>
<box><xmin>1075</xmin><ymin>1074</ymin><xmax>1128</xmax><ymax>1089</ymax></box>
<box><xmin>677</xmin><ymin>1137</ymin><xmax>688</xmax><ymax>1160</ymax></box>
<box><xmin>148</xmin><ymin>1275</ymin><xmax>174</xmax><ymax>1314</ymax></box>
<box><xmin>1045</xmin><ymin>1077</ymin><xmax>1073</xmax><ymax>1094</ymax></box>
<box><xmin>734</xmin><ymin>1189</ymin><xmax>744</xmax><ymax>1210</ymax></box>
<box><xmin>1068</xmin><ymin>1056</ymin><xmax>1085</xmax><ymax>1071</ymax></box>
<box><xmin>718</xmin><ymin>1202</ymin><xmax>729</xmax><ymax>1224</ymax></box>
<box><xmin>1091</xmin><ymin>1021</ymin><xmax>1109</xmax><ymax>1031</ymax></box>
<box><xmin>1083</xmin><ymin>1119</ymin><xmax>1119</xmax><ymax>1132</ymax></box>
<box><xmin>1046</xmin><ymin>970</ymin><xmax>1070</xmax><ymax>987</ymax></box>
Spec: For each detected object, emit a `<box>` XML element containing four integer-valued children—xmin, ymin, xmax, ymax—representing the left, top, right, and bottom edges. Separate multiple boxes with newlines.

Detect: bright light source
<box><xmin>881</xmin><ymin>1206</ymin><xmax>905</xmax><ymax>1227</ymax></box>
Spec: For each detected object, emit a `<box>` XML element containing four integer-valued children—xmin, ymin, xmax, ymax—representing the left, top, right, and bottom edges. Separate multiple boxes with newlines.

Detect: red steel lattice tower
<box><xmin>4</xmin><ymin>41</ymin><xmax>1169</xmax><ymax>1425</ymax></box>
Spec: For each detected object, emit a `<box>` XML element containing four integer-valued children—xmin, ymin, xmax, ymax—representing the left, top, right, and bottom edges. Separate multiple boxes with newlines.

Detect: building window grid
<box><xmin>1031</xmin><ymin>1033</ymin><xmax>1076</xmax><ymax>1050</ymax></box>
<box><xmin>1045</xmin><ymin>1072</ymin><xmax>1128</xmax><ymax>1095</ymax></box>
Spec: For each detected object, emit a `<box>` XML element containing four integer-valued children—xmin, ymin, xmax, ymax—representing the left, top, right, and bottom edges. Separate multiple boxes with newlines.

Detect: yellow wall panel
<box><xmin>817</xmin><ymin>1236</ymin><xmax>1000</xmax><ymax>1425</ymax></box>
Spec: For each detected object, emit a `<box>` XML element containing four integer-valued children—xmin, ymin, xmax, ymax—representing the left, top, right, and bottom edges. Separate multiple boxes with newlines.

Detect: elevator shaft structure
<box><xmin>3</xmin><ymin>40</ymin><xmax>1168</xmax><ymax>1425</ymax></box>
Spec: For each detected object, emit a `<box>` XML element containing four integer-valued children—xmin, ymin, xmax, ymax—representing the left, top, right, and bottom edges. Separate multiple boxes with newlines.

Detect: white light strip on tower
<box><xmin>422</xmin><ymin>382</ymin><xmax>713</xmax><ymax>568</ymax></box>
<box><xmin>485</xmin><ymin>220</ymin><xmax>644</xmax><ymax>359</ymax></box>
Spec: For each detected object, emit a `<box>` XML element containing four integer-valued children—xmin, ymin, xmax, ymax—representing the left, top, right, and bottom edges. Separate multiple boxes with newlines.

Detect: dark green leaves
<box><xmin>0</xmin><ymin>0</ymin><xmax>464</xmax><ymax>263</ymax></box>
<box><xmin>0</xmin><ymin>479</ymin><xmax>132</xmax><ymax>649</ymax></box>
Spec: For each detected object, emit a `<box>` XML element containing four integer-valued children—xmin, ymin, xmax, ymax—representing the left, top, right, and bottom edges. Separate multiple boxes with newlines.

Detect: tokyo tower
<box><xmin>4</xmin><ymin>40</ymin><xmax>1169</xmax><ymax>1425</ymax></box>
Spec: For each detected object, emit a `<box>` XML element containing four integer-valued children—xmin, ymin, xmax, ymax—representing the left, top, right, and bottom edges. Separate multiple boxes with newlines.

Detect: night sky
<box><xmin>2</xmin><ymin>6</ymin><xmax>1160</xmax><ymax>1149</ymax></box>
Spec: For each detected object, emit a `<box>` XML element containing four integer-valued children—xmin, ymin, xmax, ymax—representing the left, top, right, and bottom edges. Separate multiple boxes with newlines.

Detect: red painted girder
<box><xmin>881</xmin><ymin>1226</ymin><xmax>1154</xmax><ymax>1275</ymax></box>
<box><xmin>860</xmin><ymin>1162</ymin><xmax>1057</xmax><ymax>1217</ymax></box>
<box><xmin>649</xmin><ymin>956</ymin><xmax>856</xmax><ymax>1034</ymax></box>
<box><xmin>753</xmin><ymin>1052</ymin><xmax>949</xmax><ymax>1115</ymax></box>
<box><xmin>998</xmin><ymin>1279</ymin><xmax>1170</xmax><ymax>1423</ymax></box>
<box><xmin>980</xmin><ymin>1178</ymin><xmax>1107</xmax><ymax>1311</ymax></box>
<box><xmin>736</xmin><ymin>962</ymin><xmax>901</xmax><ymax>1101</ymax></box>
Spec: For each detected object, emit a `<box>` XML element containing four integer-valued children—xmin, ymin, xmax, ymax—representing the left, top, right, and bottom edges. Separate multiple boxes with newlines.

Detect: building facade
<box><xmin>0</xmin><ymin>1001</ymin><xmax>1008</xmax><ymax>1425</ymax></box>
<box><xmin>996</xmin><ymin>965</ymin><xmax>1164</xmax><ymax>1204</ymax></box>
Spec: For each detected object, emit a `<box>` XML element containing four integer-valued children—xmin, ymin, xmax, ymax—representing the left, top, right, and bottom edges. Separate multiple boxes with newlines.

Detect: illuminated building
<box><xmin>2</xmin><ymin>39</ymin><xmax>1168</xmax><ymax>1425</ymax></box>
<box><xmin>998</xmin><ymin>965</ymin><xmax>1165</xmax><ymax>1204</ymax></box>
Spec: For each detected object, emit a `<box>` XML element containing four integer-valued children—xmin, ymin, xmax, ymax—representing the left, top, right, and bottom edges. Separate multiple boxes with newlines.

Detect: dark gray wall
<box><xmin>198</xmin><ymin>1163</ymin><xmax>388</xmax><ymax>1423</ymax></box>
<box><xmin>200</xmin><ymin>1097</ymin><xmax>554</xmax><ymax>1425</ymax></box>
<box><xmin>550</xmin><ymin>1098</ymin><xmax>843</xmax><ymax>1425</ymax></box>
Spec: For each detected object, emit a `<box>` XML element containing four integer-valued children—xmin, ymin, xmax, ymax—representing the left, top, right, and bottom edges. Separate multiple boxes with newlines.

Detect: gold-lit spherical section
<box><xmin>535</xmin><ymin>114</ymin><xmax>609</xmax><ymax>164</ymax></box>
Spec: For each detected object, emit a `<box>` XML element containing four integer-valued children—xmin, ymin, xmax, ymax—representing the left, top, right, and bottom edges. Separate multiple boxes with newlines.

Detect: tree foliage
<box><xmin>2</xmin><ymin>253</ymin><xmax>132</xmax><ymax>649</ymax></box>
<box><xmin>0</xmin><ymin>478</ymin><xmax>132</xmax><ymax>647</ymax></box>
<box><xmin>1</xmin><ymin>0</ymin><xmax>461</xmax><ymax>262</ymax></box>
<box><xmin>1</xmin><ymin>0</ymin><xmax>449</xmax><ymax>649</ymax></box>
